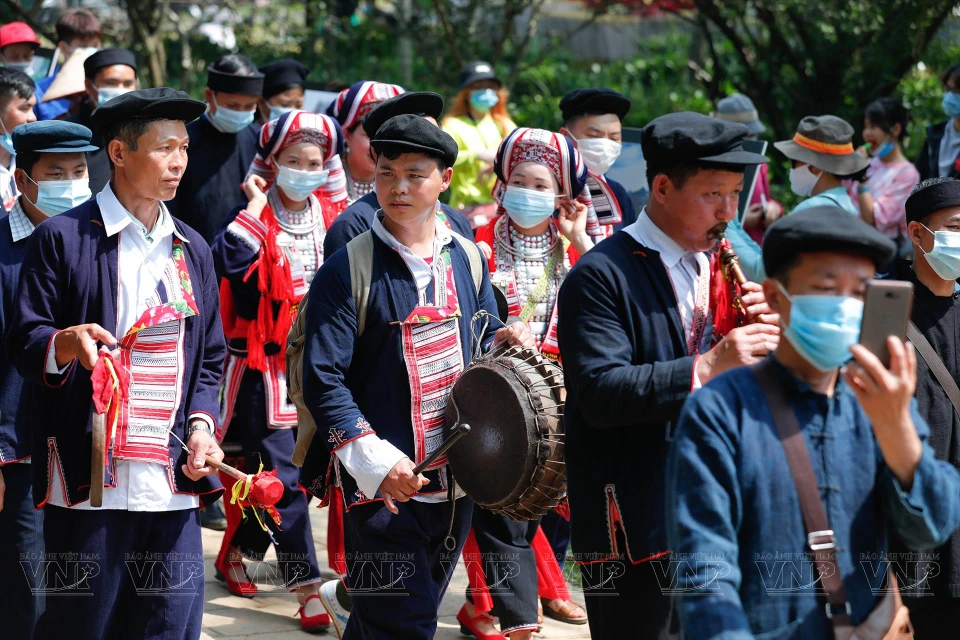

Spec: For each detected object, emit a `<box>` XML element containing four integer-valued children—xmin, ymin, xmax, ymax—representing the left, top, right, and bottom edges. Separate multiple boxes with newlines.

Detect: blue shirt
<box><xmin>725</xmin><ymin>187</ymin><xmax>861</xmax><ymax>283</ymax></box>
<box><xmin>33</xmin><ymin>74</ymin><xmax>71</xmax><ymax>121</ymax></box>
<box><xmin>792</xmin><ymin>186</ymin><xmax>858</xmax><ymax>216</ymax></box>
<box><xmin>666</xmin><ymin>356</ymin><xmax>960</xmax><ymax>639</ymax></box>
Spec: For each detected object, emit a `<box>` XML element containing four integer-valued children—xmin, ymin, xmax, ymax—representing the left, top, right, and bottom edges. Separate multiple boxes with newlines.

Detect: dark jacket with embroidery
<box><xmin>300</xmin><ymin>231</ymin><xmax>498</xmax><ymax>509</ymax></box>
<box><xmin>557</xmin><ymin>230</ymin><xmax>696</xmax><ymax>563</ymax></box>
<box><xmin>5</xmin><ymin>199</ymin><xmax>226</xmax><ymax>507</ymax></box>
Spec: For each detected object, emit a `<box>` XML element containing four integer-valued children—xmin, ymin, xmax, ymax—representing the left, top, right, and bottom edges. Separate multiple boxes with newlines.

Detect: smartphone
<box><xmin>859</xmin><ymin>280</ymin><xmax>914</xmax><ymax>368</ymax></box>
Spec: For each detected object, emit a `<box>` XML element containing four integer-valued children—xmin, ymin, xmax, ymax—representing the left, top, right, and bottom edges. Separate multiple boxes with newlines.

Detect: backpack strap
<box><xmin>451</xmin><ymin>231</ymin><xmax>483</xmax><ymax>294</ymax></box>
<box><xmin>346</xmin><ymin>230</ymin><xmax>375</xmax><ymax>338</ymax></box>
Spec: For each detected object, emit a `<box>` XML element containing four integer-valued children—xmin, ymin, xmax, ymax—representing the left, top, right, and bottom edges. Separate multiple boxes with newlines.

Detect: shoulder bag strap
<box><xmin>907</xmin><ymin>321</ymin><xmax>960</xmax><ymax>420</ymax></box>
<box><xmin>751</xmin><ymin>358</ymin><xmax>854</xmax><ymax>630</ymax></box>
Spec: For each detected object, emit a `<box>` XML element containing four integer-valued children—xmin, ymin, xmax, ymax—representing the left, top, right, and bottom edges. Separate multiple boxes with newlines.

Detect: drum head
<box><xmin>445</xmin><ymin>362</ymin><xmax>535</xmax><ymax>509</ymax></box>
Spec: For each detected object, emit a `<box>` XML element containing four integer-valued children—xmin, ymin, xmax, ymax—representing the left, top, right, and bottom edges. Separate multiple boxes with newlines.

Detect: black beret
<box><xmin>641</xmin><ymin>112</ymin><xmax>769</xmax><ymax>167</ymax></box>
<box><xmin>84</xmin><ymin>47</ymin><xmax>137</xmax><ymax>79</ymax></box>
<box><xmin>12</xmin><ymin>121</ymin><xmax>98</xmax><ymax>154</ymax></box>
<box><xmin>763</xmin><ymin>206</ymin><xmax>896</xmax><ymax>275</ymax></box>
<box><xmin>207</xmin><ymin>68</ymin><xmax>265</xmax><ymax>97</ymax></box>
<box><xmin>362</xmin><ymin>91</ymin><xmax>444</xmax><ymax>139</ymax></box>
<box><xmin>259</xmin><ymin>59</ymin><xmax>309</xmax><ymax>99</ymax></box>
<box><xmin>904</xmin><ymin>177</ymin><xmax>960</xmax><ymax>224</ymax></box>
<box><xmin>371</xmin><ymin>114</ymin><xmax>458</xmax><ymax>167</ymax></box>
<box><xmin>560</xmin><ymin>88</ymin><xmax>631</xmax><ymax>122</ymax></box>
<box><xmin>90</xmin><ymin>87</ymin><xmax>206</xmax><ymax>138</ymax></box>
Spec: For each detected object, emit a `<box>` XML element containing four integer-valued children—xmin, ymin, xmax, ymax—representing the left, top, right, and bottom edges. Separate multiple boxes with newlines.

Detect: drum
<box><xmin>444</xmin><ymin>344</ymin><xmax>566</xmax><ymax>521</ymax></box>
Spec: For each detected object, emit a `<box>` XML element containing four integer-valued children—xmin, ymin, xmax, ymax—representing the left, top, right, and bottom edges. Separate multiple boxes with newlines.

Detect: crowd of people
<box><xmin>2</xmin><ymin>8</ymin><xmax>960</xmax><ymax>640</ymax></box>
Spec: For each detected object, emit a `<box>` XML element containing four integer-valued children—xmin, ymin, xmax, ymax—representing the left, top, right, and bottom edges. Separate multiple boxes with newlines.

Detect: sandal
<box><xmin>540</xmin><ymin>597</ymin><xmax>588</xmax><ymax>625</ymax></box>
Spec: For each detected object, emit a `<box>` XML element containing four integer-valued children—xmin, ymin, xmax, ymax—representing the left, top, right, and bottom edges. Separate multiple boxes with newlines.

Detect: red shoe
<box><xmin>214</xmin><ymin>559</ymin><xmax>257</xmax><ymax>598</ymax></box>
<box><xmin>296</xmin><ymin>594</ymin><xmax>332</xmax><ymax>632</ymax></box>
<box><xmin>457</xmin><ymin>604</ymin><xmax>506</xmax><ymax>640</ymax></box>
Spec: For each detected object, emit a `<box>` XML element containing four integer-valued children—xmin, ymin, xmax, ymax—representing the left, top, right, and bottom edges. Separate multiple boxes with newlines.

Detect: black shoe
<box><xmin>201</xmin><ymin>498</ymin><xmax>227</xmax><ymax>531</ymax></box>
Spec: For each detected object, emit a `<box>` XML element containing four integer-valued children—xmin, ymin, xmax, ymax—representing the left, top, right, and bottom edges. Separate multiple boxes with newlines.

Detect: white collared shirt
<box><xmin>623</xmin><ymin>207</ymin><xmax>713</xmax><ymax>385</ymax></box>
<box><xmin>336</xmin><ymin>208</ymin><xmax>456</xmax><ymax>503</ymax></box>
<box><xmin>45</xmin><ymin>183</ymin><xmax>200</xmax><ymax>510</ymax></box>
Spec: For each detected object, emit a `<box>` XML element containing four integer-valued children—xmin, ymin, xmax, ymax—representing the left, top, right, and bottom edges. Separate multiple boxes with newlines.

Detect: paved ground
<box><xmin>199</xmin><ymin>503</ymin><xmax>592</xmax><ymax>639</ymax></box>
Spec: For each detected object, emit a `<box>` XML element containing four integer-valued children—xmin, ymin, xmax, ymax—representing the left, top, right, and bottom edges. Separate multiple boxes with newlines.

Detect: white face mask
<box><xmin>4</xmin><ymin>60</ymin><xmax>34</xmax><ymax>76</ymax></box>
<box><xmin>275</xmin><ymin>164</ymin><xmax>330</xmax><ymax>202</ymax></box>
<box><xmin>789</xmin><ymin>164</ymin><xmax>821</xmax><ymax>197</ymax></box>
<box><xmin>25</xmin><ymin>175</ymin><xmax>92</xmax><ymax>217</ymax></box>
<box><xmin>94</xmin><ymin>85</ymin><xmax>133</xmax><ymax>108</ymax></box>
<box><xmin>574</xmin><ymin>136</ymin><xmax>622</xmax><ymax>175</ymax></box>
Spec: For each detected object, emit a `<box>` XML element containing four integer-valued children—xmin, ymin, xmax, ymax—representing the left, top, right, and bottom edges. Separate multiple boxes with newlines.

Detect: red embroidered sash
<box><xmin>400</xmin><ymin>246</ymin><xmax>465</xmax><ymax>471</ymax></box>
<box><xmin>111</xmin><ymin>239</ymin><xmax>198</xmax><ymax>466</ymax></box>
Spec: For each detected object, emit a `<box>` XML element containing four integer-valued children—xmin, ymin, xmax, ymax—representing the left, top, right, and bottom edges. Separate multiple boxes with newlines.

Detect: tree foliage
<box><xmin>678</xmin><ymin>0</ymin><xmax>960</xmax><ymax>140</ymax></box>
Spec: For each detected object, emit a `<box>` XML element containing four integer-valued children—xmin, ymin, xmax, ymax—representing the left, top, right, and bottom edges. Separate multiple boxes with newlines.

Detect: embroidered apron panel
<box><xmin>113</xmin><ymin>239</ymin><xmax>197</xmax><ymax>466</ymax></box>
<box><xmin>400</xmin><ymin>247</ymin><xmax>465</xmax><ymax>471</ymax></box>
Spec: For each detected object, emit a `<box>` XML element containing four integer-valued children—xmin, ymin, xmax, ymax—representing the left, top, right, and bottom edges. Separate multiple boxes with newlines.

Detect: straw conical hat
<box><xmin>41</xmin><ymin>48</ymin><xmax>96</xmax><ymax>102</ymax></box>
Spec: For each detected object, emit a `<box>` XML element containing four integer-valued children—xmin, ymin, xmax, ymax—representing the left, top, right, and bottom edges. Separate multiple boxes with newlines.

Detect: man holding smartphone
<box><xmin>666</xmin><ymin>205</ymin><xmax>960</xmax><ymax>638</ymax></box>
<box><xmin>888</xmin><ymin>176</ymin><xmax>960</xmax><ymax>636</ymax></box>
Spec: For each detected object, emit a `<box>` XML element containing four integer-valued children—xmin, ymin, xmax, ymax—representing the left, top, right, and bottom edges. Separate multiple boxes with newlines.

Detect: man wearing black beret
<box><xmin>0</xmin><ymin>119</ymin><xmax>96</xmax><ymax>640</ymax></box>
<box><xmin>7</xmin><ymin>87</ymin><xmax>227</xmax><ymax>640</ymax></box>
<box><xmin>667</xmin><ymin>205</ymin><xmax>960</xmax><ymax>637</ymax></box>
<box><xmin>66</xmin><ymin>47</ymin><xmax>138</xmax><ymax>195</ymax></box>
<box><xmin>301</xmin><ymin>113</ymin><xmax>534</xmax><ymax>638</ymax></box>
<box><xmin>168</xmin><ymin>54</ymin><xmax>263</xmax><ymax>243</ymax></box>
<box><xmin>559</xmin><ymin>87</ymin><xmax>637</xmax><ymax>232</ymax></box>
<box><xmin>322</xmin><ymin>91</ymin><xmax>473</xmax><ymax>257</ymax></box>
<box><xmin>557</xmin><ymin>111</ymin><xmax>780</xmax><ymax>639</ymax></box>
<box><xmin>889</xmin><ymin>177</ymin><xmax>960</xmax><ymax>635</ymax></box>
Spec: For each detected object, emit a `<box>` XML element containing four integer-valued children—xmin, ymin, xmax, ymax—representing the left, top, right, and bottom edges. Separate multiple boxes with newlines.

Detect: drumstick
<box><xmin>413</xmin><ymin>423</ymin><xmax>471</xmax><ymax>475</ymax></box>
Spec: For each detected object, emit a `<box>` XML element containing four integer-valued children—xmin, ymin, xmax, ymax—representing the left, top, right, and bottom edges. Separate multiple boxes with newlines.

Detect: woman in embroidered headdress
<box><xmin>460</xmin><ymin>128</ymin><xmax>592</xmax><ymax>639</ymax></box>
<box><xmin>326</xmin><ymin>80</ymin><xmax>404</xmax><ymax>203</ymax></box>
<box><xmin>211</xmin><ymin>110</ymin><xmax>348</xmax><ymax>632</ymax></box>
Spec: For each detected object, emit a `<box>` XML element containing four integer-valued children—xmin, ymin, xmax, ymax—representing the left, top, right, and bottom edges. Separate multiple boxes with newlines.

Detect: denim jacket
<box><xmin>666</xmin><ymin>356</ymin><xmax>960</xmax><ymax>639</ymax></box>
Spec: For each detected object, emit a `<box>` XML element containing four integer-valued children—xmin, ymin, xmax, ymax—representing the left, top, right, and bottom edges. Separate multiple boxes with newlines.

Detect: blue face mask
<box><xmin>502</xmin><ymin>185</ymin><xmax>557</xmax><ymax>228</ymax></box>
<box><xmin>872</xmin><ymin>139</ymin><xmax>895</xmax><ymax>159</ymax></box>
<box><xmin>210</xmin><ymin>95</ymin><xmax>256</xmax><ymax>133</ymax></box>
<box><xmin>943</xmin><ymin>92</ymin><xmax>960</xmax><ymax>119</ymax></box>
<box><xmin>269</xmin><ymin>104</ymin><xmax>294</xmax><ymax>121</ymax></box>
<box><xmin>275</xmin><ymin>164</ymin><xmax>329</xmax><ymax>202</ymax></box>
<box><xmin>777</xmin><ymin>281</ymin><xmax>864</xmax><ymax>371</ymax></box>
<box><xmin>919</xmin><ymin>224</ymin><xmax>960</xmax><ymax>281</ymax></box>
<box><xmin>25</xmin><ymin>176</ymin><xmax>92</xmax><ymax>217</ymax></box>
<box><xmin>470</xmin><ymin>88</ymin><xmax>499</xmax><ymax>113</ymax></box>
<box><xmin>0</xmin><ymin>120</ymin><xmax>13</xmax><ymax>155</ymax></box>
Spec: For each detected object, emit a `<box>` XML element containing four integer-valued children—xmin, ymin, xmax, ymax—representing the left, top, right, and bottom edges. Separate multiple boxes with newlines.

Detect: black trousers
<box><xmin>0</xmin><ymin>462</ymin><xmax>44</xmax><ymax>639</ymax></box>
<box><xmin>342</xmin><ymin>496</ymin><xmax>473</xmax><ymax>640</ymax></box>
<box><xmin>902</xmin><ymin>597</ymin><xmax>960</xmax><ymax>638</ymax></box>
<box><xmin>35</xmin><ymin>507</ymin><xmax>204</xmax><ymax>640</ymax></box>
<box><xmin>469</xmin><ymin>506</ymin><xmax>540</xmax><ymax>633</ymax></box>
<box><xmin>578</xmin><ymin>531</ymin><xmax>680</xmax><ymax>640</ymax></box>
